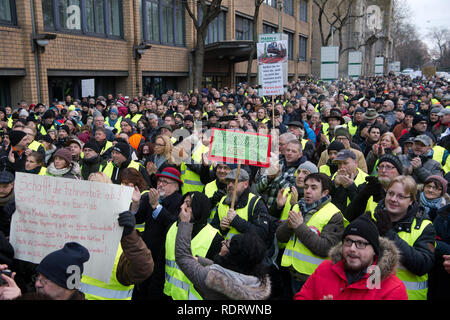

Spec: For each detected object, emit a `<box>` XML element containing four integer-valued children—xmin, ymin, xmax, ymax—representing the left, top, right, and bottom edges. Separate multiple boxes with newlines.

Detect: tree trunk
<box><xmin>193</xmin><ymin>31</ymin><xmax>207</xmax><ymax>90</ymax></box>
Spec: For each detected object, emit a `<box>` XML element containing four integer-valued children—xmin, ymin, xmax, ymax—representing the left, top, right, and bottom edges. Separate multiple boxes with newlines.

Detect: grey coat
<box><xmin>175</xmin><ymin>221</ymin><xmax>271</xmax><ymax>300</ymax></box>
<box><xmin>398</xmin><ymin>153</ymin><xmax>443</xmax><ymax>183</ymax></box>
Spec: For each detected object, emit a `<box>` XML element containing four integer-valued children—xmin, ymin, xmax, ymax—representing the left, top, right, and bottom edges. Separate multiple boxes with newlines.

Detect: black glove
<box><xmin>211</xmin><ymin>189</ymin><xmax>226</xmax><ymax>203</ymax></box>
<box><xmin>118</xmin><ymin>211</ymin><xmax>136</xmax><ymax>238</ymax></box>
<box><xmin>373</xmin><ymin>209</ymin><xmax>392</xmax><ymax>236</ymax></box>
<box><xmin>364</xmin><ymin>176</ymin><xmax>384</xmax><ymax>199</ymax></box>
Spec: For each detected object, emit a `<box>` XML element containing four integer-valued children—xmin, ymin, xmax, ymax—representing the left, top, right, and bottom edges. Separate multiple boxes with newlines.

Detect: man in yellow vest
<box><xmin>330</xmin><ymin>149</ymin><xmax>368</xmax><ymax>212</ymax></box>
<box><xmin>318</xmin><ymin>140</ymin><xmax>345</xmax><ymax>177</ymax></box>
<box><xmin>277</xmin><ymin>172</ymin><xmax>347</xmax><ymax>296</ymax></box>
<box><xmin>101</xmin><ymin>141</ymin><xmax>150</xmax><ymax>186</ymax></box>
<box><xmin>164</xmin><ymin>191</ymin><xmax>223</xmax><ymax>300</ymax></box>
<box><xmin>211</xmin><ymin>168</ymin><xmax>271</xmax><ymax>243</ymax></box>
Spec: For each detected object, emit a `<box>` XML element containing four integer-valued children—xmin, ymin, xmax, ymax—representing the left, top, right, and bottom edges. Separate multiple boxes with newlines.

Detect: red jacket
<box><xmin>294</xmin><ymin>237</ymin><xmax>408</xmax><ymax>300</ymax></box>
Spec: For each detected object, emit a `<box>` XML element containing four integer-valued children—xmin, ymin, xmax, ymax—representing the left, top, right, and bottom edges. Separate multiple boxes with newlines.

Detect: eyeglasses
<box><xmin>377</xmin><ymin>164</ymin><xmax>396</xmax><ymax>171</ymax></box>
<box><xmin>424</xmin><ymin>184</ymin><xmax>442</xmax><ymax>191</ymax></box>
<box><xmin>343</xmin><ymin>238</ymin><xmax>370</xmax><ymax>249</ymax></box>
<box><xmin>157</xmin><ymin>179</ymin><xmax>175</xmax><ymax>186</ymax></box>
<box><xmin>386</xmin><ymin>191</ymin><xmax>411</xmax><ymax>200</ymax></box>
<box><xmin>335</xmin><ymin>137</ymin><xmax>348</xmax><ymax>141</ymax></box>
<box><xmin>32</xmin><ymin>274</ymin><xmax>49</xmax><ymax>286</ymax></box>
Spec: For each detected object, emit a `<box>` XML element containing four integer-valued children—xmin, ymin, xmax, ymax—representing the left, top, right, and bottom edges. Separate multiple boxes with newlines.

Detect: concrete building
<box><xmin>310</xmin><ymin>0</ymin><xmax>393</xmax><ymax>79</ymax></box>
<box><xmin>0</xmin><ymin>0</ymin><xmax>312</xmax><ymax>107</ymax></box>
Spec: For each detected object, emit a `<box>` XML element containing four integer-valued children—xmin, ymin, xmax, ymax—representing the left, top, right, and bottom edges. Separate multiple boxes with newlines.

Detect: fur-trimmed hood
<box><xmin>328</xmin><ymin>237</ymin><xmax>400</xmax><ymax>280</ymax></box>
<box><xmin>204</xmin><ymin>264</ymin><xmax>271</xmax><ymax>300</ymax></box>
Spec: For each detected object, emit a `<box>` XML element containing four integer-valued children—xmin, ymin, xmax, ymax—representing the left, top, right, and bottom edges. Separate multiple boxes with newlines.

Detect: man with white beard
<box><xmin>344</xmin><ymin>154</ymin><xmax>404</xmax><ymax>222</ymax></box>
<box><xmin>133</xmin><ymin>167</ymin><xmax>183</xmax><ymax>300</ymax></box>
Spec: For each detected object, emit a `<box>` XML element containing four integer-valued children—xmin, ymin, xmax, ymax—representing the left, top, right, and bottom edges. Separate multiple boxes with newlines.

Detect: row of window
<box><xmin>0</xmin><ymin>0</ymin><xmax>308</xmax><ymax>59</ymax></box>
<box><xmin>263</xmin><ymin>0</ymin><xmax>308</xmax><ymax>22</ymax></box>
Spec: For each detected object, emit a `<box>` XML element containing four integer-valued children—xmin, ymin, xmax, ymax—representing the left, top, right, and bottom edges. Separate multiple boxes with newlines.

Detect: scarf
<box><xmin>420</xmin><ymin>192</ymin><xmax>443</xmax><ymax>215</ymax></box>
<box><xmin>297</xmin><ymin>195</ymin><xmax>331</xmax><ymax>223</ymax></box>
<box><xmin>46</xmin><ymin>162</ymin><xmax>72</xmax><ymax>176</ymax></box>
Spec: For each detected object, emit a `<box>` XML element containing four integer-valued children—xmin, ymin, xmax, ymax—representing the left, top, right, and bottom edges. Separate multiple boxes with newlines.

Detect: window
<box><xmin>283</xmin><ymin>30</ymin><xmax>293</xmax><ymax>60</ymax></box>
<box><xmin>262</xmin><ymin>23</ymin><xmax>277</xmax><ymax>34</ymax></box>
<box><xmin>263</xmin><ymin>0</ymin><xmax>277</xmax><ymax>8</ymax></box>
<box><xmin>284</xmin><ymin>0</ymin><xmax>293</xmax><ymax>16</ymax></box>
<box><xmin>142</xmin><ymin>0</ymin><xmax>184</xmax><ymax>46</ymax></box>
<box><xmin>42</xmin><ymin>0</ymin><xmax>123</xmax><ymax>38</ymax></box>
<box><xmin>0</xmin><ymin>0</ymin><xmax>16</xmax><ymax>25</ymax></box>
<box><xmin>235</xmin><ymin>15</ymin><xmax>253</xmax><ymax>41</ymax></box>
<box><xmin>198</xmin><ymin>5</ymin><xmax>226</xmax><ymax>45</ymax></box>
<box><xmin>299</xmin><ymin>0</ymin><xmax>308</xmax><ymax>22</ymax></box>
<box><xmin>299</xmin><ymin>35</ymin><xmax>308</xmax><ymax>61</ymax></box>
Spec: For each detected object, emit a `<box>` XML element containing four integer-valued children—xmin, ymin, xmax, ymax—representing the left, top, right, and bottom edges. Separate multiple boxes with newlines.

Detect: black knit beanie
<box><xmin>342</xmin><ymin>214</ymin><xmax>380</xmax><ymax>256</ymax></box>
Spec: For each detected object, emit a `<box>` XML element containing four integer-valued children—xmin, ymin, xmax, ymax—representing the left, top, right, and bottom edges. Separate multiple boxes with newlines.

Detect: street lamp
<box><xmin>31</xmin><ymin>33</ymin><xmax>57</xmax><ymax>53</ymax></box>
<box><xmin>133</xmin><ymin>43</ymin><xmax>152</xmax><ymax>59</ymax></box>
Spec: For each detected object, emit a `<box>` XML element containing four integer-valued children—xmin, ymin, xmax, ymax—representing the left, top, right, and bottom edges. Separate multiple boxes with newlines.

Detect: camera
<box><xmin>0</xmin><ymin>269</ymin><xmax>12</xmax><ymax>285</ymax></box>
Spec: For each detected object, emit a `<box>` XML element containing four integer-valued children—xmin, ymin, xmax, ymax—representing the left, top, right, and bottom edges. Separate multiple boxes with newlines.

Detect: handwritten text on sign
<box><xmin>9</xmin><ymin>173</ymin><xmax>133</xmax><ymax>284</ymax></box>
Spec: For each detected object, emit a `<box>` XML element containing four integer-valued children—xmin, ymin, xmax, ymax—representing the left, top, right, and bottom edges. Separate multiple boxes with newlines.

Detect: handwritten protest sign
<box><xmin>9</xmin><ymin>173</ymin><xmax>133</xmax><ymax>284</ymax></box>
<box><xmin>208</xmin><ymin>128</ymin><xmax>272</xmax><ymax>168</ymax></box>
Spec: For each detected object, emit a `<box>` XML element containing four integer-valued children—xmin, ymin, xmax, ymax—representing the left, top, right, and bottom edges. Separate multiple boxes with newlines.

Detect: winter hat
<box><xmin>58</xmin><ymin>125</ymin><xmax>70</xmax><ymax>135</ymax></box>
<box><xmin>121</xmin><ymin>118</ymin><xmax>135</xmax><ymax>128</ymax></box>
<box><xmin>40</xmin><ymin>134</ymin><xmax>54</xmax><ymax>144</ymax></box>
<box><xmin>228</xmin><ymin>232</ymin><xmax>267</xmax><ymax>274</ymax></box>
<box><xmin>54</xmin><ymin>147</ymin><xmax>73</xmax><ymax>165</ymax></box>
<box><xmin>334</xmin><ymin>126</ymin><xmax>352</xmax><ymax>140</ymax></box>
<box><xmin>425</xmin><ymin>175</ymin><xmax>448</xmax><ymax>196</ymax></box>
<box><xmin>185</xmin><ymin>191</ymin><xmax>211</xmax><ymax>223</ymax></box>
<box><xmin>327</xmin><ymin>140</ymin><xmax>345</xmax><ymax>153</ymax></box>
<box><xmin>342</xmin><ymin>214</ymin><xmax>380</xmax><ymax>256</ymax></box>
<box><xmin>297</xmin><ymin>161</ymin><xmax>318</xmax><ymax>174</ymax></box>
<box><xmin>413</xmin><ymin>113</ymin><xmax>428</xmax><ymax>126</ymax></box>
<box><xmin>378</xmin><ymin>154</ymin><xmax>403</xmax><ymax>174</ymax></box>
<box><xmin>112</xmin><ymin>141</ymin><xmax>130</xmax><ymax>159</ymax></box>
<box><xmin>9</xmin><ymin>130</ymin><xmax>27</xmax><ymax>147</ymax></box>
<box><xmin>156</xmin><ymin>166</ymin><xmax>183</xmax><ymax>185</ymax></box>
<box><xmin>83</xmin><ymin>139</ymin><xmax>102</xmax><ymax>155</ymax></box>
<box><xmin>36</xmin><ymin>242</ymin><xmax>90</xmax><ymax>289</ymax></box>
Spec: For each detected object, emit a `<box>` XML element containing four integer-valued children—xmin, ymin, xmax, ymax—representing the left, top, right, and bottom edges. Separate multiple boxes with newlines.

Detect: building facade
<box><xmin>0</xmin><ymin>0</ymin><xmax>312</xmax><ymax>107</ymax></box>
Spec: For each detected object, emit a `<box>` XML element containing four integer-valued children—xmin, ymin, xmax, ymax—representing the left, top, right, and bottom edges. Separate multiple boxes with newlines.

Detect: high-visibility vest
<box><xmin>38</xmin><ymin>124</ymin><xmax>55</xmax><ymax>136</ymax></box>
<box><xmin>432</xmin><ymin>145</ymin><xmax>447</xmax><ymax>173</ymax></box>
<box><xmin>80</xmin><ymin>244</ymin><xmax>134</xmax><ymax>300</ymax></box>
<box><xmin>319</xmin><ymin>164</ymin><xmax>332</xmax><ymax>176</ymax></box>
<box><xmin>281</xmin><ymin>201</ymin><xmax>347</xmax><ymax>276</ymax></box>
<box><xmin>100</xmin><ymin>141</ymin><xmax>113</xmax><ymax>156</ymax></box>
<box><xmin>332</xmin><ymin>168</ymin><xmax>368</xmax><ymax>206</ymax></box>
<box><xmin>28</xmin><ymin>140</ymin><xmax>44</xmax><ymax>152</ymax></box>
<box><xmin>102</xmin><ymin>160</ymin><xmax>141</xmax><ymax>182</ymax></box>
<box><xmin>38</xmin><ymin>167</ymin><xmax>47</xmax><ymax>175</ymax></box>
<box><xmin>180</xmin><ymin>145</ymin><xmax>208</xmax><ymax>195</ymax></box>
<box><xmin>135</xmin><ymin>190</ymin><xmax>149</xmax><ymax>233</ymax></box>
<box><xmin>125</xmin><ymin>113</ymin><xmax>143</xmax><ymax>124</ymax></box>
<box><xmin>370</xmin><ymin>213</ymin><xmax>433</xmax><ymax>300</ymax></box>
<box><xmin>204</xmin><ymin>180</ymin><xmax>219</xmax><ymax>221</ymax></box>
<box><xmin>128</xmin><ymin>133</ymin><xmax>144</xmax><ymax>151</ymax></box>
<box><xmin>346</xmin><ymin>121</ymin><xmax>358</xmax><ymax>136</ymax></box>
<box><xmin>163</xmin><ymin>222</ymin><xmax>218</xmax><ymax>300</ymax></box>
<box><xmin>105</xmin><ymin>116</ymin><xmax>122</xmax><ymax>134</ymax></box>
<box><xmin>217</xmin><ymin>193</ymin><xmax>258</xmax><ymax>240</ymax></box>
<box><xmin>7</xmin><ymin>117</ymin><xmax>13</xmax><ymax>128</ymax></box>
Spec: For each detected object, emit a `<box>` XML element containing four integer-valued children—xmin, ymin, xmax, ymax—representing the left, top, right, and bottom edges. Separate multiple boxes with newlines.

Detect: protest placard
<box><xmin>208</xmin><ymin>128</ymin><xmax>272</xmax><ymax>168</ymax></box>
<box><xmin>9</xmin><ymin>173</ymin><xmax>133</xmax><ymax>284</ymax></box>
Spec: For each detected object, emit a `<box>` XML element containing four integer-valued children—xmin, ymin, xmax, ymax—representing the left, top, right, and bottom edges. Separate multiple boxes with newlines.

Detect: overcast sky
<box><xmin>407</xmin><ymin>0</ymin><xmax>450</xmax><ymax>48</ymax></box>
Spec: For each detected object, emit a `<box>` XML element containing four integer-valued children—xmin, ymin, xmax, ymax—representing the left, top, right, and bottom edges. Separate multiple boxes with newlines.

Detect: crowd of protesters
<box><xmin>0</xmin><ymin>72</ymin><xmax>449</xmax><ymax>301</ymax></box>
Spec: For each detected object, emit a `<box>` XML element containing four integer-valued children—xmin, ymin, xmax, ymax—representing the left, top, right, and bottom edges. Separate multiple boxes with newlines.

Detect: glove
<box><xmin>364</xmin><ymin>176</ymin><xmax>384</xmax><ymax>199</ymax></box>
<box><xmin>211</xmin><ymin>189</ymin><xmax>226</xmax><ymax>203</ymax></box>
<box><xmin>118</xmin><ymin>211</ymin><xmax>136</xmax><ymax>238</ymax></box>
<box><xmin>373</xmin><ymin>209</ymin><xmax>392</xmax><ymax>236</ymax></box>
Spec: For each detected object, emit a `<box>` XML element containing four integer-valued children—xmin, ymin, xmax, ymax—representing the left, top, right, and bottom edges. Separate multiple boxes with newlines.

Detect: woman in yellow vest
<box><xmin>164</xmin><ymin>192</ymin><xmax>223</xmax><ymax>300</ymax></box>
<box><xmin>24</xmin><ymin>150</ymin><xmax>47</xmax><ymax>175</ymax></box>
<box><xmin>370</xmin><ymin>175</ymin><xmax>436</xmax><ymax>300</ymax></box>
<box><xmin>172</xmin><ymin>194</ymin><xmax>271</xmax><ymax>300</ymax></box>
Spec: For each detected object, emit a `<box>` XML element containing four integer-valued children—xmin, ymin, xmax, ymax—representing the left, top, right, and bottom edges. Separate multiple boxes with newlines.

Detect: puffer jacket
<box><xmin>175</xmin><ymin>221</ymin><xmax>271</xmax><ymax>300</ymax></box>
<box><xmin>294</xmin><ymin>237</ymin><xmax>408</xmax><ymax>300</ymax></box>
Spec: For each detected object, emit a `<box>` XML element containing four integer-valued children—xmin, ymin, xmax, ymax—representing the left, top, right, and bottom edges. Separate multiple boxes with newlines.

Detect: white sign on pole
<box><xmin>348</xmin><ymin>51</ymin><xmax>362</xmax><ymax>79</ymax></box>
<box><xmin>320</xmin><ymin>46</ymin><xmax>339</xmax><ymax>81</ymax></box>
<box><xmin>81</xmin><ymin>79</ymin><xmax>95</xmax><ymax>98</ymax></box>
<box><xmin>375</xmin><ymin>56</ymin><xmax>384</xmax><ymax>76</ymax></box>
<box><xmin>9</xmin><ymin>173</ymin><xmax>133</xmax><ymax>284</ymax></box>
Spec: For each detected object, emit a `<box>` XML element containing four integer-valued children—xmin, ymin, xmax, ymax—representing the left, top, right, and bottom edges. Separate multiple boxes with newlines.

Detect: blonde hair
<box><xmin>380</xmin><ymin>132</ymin><xmax>399</xmax><ymax>149</ymax></box>
<box><xmin>87</xmin><ymin>172</ymin><xmax>112</xmax><ymax>184</ymax></box>
<box><xmin>388</xmin><ymin>175</ymin><xmax>417</xmax><ymax>201</ymax></box>
<box><xmin>155</xmin><ymin>135</ymin><xmax>174</xmax><ymax>164</ymax></box>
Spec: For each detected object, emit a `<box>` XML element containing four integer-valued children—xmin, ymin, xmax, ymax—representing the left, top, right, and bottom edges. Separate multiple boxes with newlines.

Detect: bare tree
<box><xmin>184</xmin><ymin>0</ymin><xmax>223</xmax><ymax>90</ymax></box>
<box><xmin>246</xmin><ymin>0</ymin><xmax>265</xmax><ymax>84</ymax></box>
<box><xmin>427</xmin><ymin>27</ymin><xmax>450</xmax><ymax>69</ymax></box>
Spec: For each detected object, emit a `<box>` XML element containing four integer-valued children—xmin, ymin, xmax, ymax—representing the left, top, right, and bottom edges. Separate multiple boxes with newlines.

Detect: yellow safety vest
<box><xmin>28</xmin><ymin>140</ymin><xmax>44</xmax><ymax>152</ymax></box>
<box><xmin>163</xmin><ymin>222</ymin><xmax>218</xmax><ymax>300</ymax></box>
<box><xmin>346</xmin><ymin>121</ymin><xmax>358</xmax><ymax>136</ymax></box>
<box><xmin>204</xmin><ymin>180</ymin><xmax>219</xmax><ymax>221</ymax></box>
<box><xmin>80</xmin><ymin>244</ymin><xmax>134</xmax><ymax>300</ymax></box>
<box><xmin>101</xmin><ymin>160</ymin><xmax>141</xmax><ymax>181</ymax></box>
<box><xmin>180</xmin><ymin>144</ymin><xmax>208</xmax><ymax>195</ymax></box>
<box><xmin>432</xmin><ymin>145</ymin><xmax>448</xmax><ymax>173</ymax></box>
<box><xmin>217</xmin><ymin>193</ymin><xmax>258</xmax><ymax>240</ymax></box>
<box><xmin>135</xmin><ymin>190</ymin><xmax>149</xmax><ymax>233</ymax></box>
<box><xmin>319</xmin><ymin>165</ymin><xmax>332</xmax><ymax>177</ymax></box>
<box><xmin>105</xmin><ymin>116</ymin><xmax>122</xmax><ymax>134</ymax></box>
<box><xmin>100</xmin><ymin>141</ymin><xmax>114</xmax><ymax>156</ymax></box>
<box><xmin>38</xmin><ymin>124</ymin><xmax>55</xmax><ymax>136</ymax></box>
<box><xmin>38</xmin><ymin>167</ymin><xmax>47</xmax><ymax>175</ymax></box>
<box><xmin>332</xmin><ymin>168</ymin><xmax>368</xmax><ymax>205</ymax></box>
<box><xmin>281</xmin><ymin>201</ymin><xmax>347</xmax><ymax>276</ymax></box>
<box><xmin>125</xmin><ymin>113</ymin><xmax>143</xmax><ymax>124</ymax></box>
